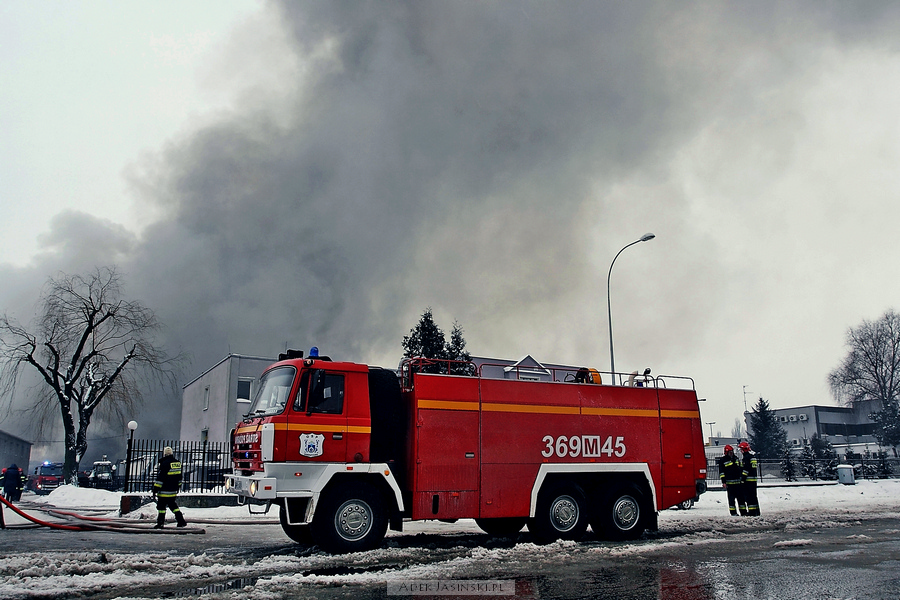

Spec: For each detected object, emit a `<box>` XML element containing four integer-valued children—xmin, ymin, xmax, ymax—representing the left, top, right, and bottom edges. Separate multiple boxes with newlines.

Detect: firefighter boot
<box><xmin>154</xmin><ymin>513</ymin><xmax>165</xmax><ymax>529</ymax></box>
<box><xmin>175</xmin><ymin>511</ymin><xmax>187</xmax><ymax>528</ymax></box>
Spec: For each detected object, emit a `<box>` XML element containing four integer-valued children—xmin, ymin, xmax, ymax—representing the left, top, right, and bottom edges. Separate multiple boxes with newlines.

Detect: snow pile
<box><xmin>27</xmin><ymin>485</ymin><xmax>121</xmax><ymax>509</ymax></box>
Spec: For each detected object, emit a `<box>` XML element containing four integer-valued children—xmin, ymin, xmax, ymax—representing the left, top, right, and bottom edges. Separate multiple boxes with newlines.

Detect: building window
<box><xmin>237</xmin><ymin>378</ymin><xmax>253</xmax><ymax>403</ymax></box>
<box><xmin>203</xmin><ymin>386</ymin><xmax>210</xmax><ymax>411</ymax></box>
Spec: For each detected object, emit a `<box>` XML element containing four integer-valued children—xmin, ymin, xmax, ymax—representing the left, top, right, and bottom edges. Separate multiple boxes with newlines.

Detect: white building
<box><xmin>0</xmin><ymin>429</ymin><xmax>32</xmax><ymax>474</ymax></box>
<box><xmin>180</xmin><ymin>354</ymin><xmax>274</xmax><ymax>444</ymax></box>
<box><xmin>745</xmin><ymin>400</ymin><xmax>883</xmax><ymax>456</ymax></box>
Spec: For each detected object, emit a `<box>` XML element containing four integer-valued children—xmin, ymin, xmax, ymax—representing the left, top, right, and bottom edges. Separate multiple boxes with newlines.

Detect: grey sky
<box><xmin>3</xmin><ymin>1</ymin><xmax>900</xmax><ymax>455</ymax></box>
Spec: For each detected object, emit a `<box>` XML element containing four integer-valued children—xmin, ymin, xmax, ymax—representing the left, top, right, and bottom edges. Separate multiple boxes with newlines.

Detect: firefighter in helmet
<box><xmin>2</xmin><ymin>464</ymin><xmax>24</xmax><ymax>502</ymax></box>
<box><xmin>718</xmin><ymin>445</ymin><xmax>747</xmax><ymax>516</ymax></box>
<box><xmin>739</xmin><ymin>441</ymin><xmax>760</xmax><ymax>516</ymax></box>
<box><xmin>152</xmin><ymin>446</ymin><xmax>187</xmax><ymax>528</ymax></box>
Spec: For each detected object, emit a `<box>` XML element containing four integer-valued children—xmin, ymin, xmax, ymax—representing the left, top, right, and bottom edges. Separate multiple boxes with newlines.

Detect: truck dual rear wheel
<box><xmin>527</xmin><ymin>484</ymin><xmax>588</xmax><ymax>544</ymax></box>
<box><xmin>592</xmin><ymin>483</ymin><xmax>647</xmax><ymax>541</ymax></box>
<box><xmin>311</xmin><ymin>482</ymin><xmax>388</xmax><ymax>554</ymax></box>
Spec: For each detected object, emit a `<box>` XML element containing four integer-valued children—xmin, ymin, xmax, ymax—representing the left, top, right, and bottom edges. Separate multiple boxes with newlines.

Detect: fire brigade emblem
<box><xmin>299</xmin><ymin>433</ymin><xmax>325</xmax><ymax>457</ymax></box>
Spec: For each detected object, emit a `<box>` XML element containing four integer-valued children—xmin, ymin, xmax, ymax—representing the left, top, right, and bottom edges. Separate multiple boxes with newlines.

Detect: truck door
<box><xmin>288</xmin><ymin>369</ymin><xmax>349</xmax><ymax>463</ymax></box>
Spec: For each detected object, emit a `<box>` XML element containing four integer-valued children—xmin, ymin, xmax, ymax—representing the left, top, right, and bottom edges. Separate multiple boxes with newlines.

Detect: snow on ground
<box><xmin>0</xmin><ymin>480</ymin><xmax>898</xmax><ymax>599</ymax></box>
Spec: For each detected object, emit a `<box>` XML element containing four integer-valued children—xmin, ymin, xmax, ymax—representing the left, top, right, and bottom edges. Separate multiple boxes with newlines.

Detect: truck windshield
<box><xmin>40</xmin><ymin>465</ymin><xmax>63</xmax><ymax>476</ymax></box>
<box><xmin>247</xmin><ymin>366</ymin><xmax>297</xmax><ymax>416</ymax></box>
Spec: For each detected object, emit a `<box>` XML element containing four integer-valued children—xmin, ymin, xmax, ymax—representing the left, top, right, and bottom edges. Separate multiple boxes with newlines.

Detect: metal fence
<box><xmin>124</xmin><ymin>439</ymin><xmax>231</xmax><ymax>494</ymax></box>
<box><xmin>706</xmin><ymin>457</ymin><xmax>898</xmax><ymax>483</ymax></box>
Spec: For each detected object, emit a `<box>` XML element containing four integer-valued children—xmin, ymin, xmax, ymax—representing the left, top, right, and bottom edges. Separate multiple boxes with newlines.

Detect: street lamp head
<box><xmin>127</xmin><ymin>420</ymin><xmax>138</xmax><ymax>432</ymax></box>
<box><xmin>639</xmin><ymin>232</ymin><xmax>655</xmax><ymax>242</ymax></box>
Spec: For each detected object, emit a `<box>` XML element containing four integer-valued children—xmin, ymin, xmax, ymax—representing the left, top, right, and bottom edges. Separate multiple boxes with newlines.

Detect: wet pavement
<box><xmin>2</xmin><ymin>508</ymin><xmax>899</xmax><ymax>599</ymax></box>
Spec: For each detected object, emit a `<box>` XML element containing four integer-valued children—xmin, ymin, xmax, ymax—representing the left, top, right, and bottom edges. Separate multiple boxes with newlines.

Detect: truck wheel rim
<box><xmin>550</xmin><ymin>495</ymin><xmax>579</xmax><ymax>532</ymax></box>
<box><xmin>612</xmin><ymin>495</ymin><xmax>639</xmax><ymax>530</ymax></box>
<box><xmin>335</xmin><ymin>499</ymin><xmax>373</xmax><ymax>541</ymax></box>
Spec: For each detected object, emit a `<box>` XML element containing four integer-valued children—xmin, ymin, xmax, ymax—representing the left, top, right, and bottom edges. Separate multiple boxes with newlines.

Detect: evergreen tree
<box><xmin>402</xmin><ymin>308</ymin><xmax>448</xmax><ymax>360</ymax></box>
<box><xmin>871</xmin><ymin>400</ymin><xmax>900</xmax><ymax>450</ymax></box>
<box><xmin>401</xmin><ymin>308</ymin><xmax>472</xmax><ymax>375</ymax></box>
<box><xmin>804</xmin><ymin>434</ymin><xmax>839</xmax><ymax>480</ymax></box>
<box><xmin>747</xmin><ymin>397</ymin><xmax>788</xmax><ymax>460</ymax></box>
<box><xmin>819</xmin><ymin>438</ymin><xmax>839</xmax><ymax>480</ymax></box>
<box><xmin>799</xmin><ymin>443</ymin><xmax>818</xmax><ymax>480</ymax></box>
<box><xmin>445</xmin><ymin>320</ymin><xmax>472</xmax><ymax>375</ymax></box>
<box><xmin>780</xmin><ymin>446</ymin><xmax>798</xmax><ymax>482</ymax></box>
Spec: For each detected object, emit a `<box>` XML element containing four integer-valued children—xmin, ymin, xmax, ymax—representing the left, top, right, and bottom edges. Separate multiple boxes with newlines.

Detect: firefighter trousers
<box><xmin>743</xmin><ymin>482</ymin><xmax>760</xmax><ymax>516</ymax></box>
<box><xmin>725</xmin><ymin>484</ymin><xmax>748</xmax><ymax>516</ymax></box>
<box><xmin>155</xmin><ymin>495</ymin><xmax>187</xmax><ymax>526</ymax></box>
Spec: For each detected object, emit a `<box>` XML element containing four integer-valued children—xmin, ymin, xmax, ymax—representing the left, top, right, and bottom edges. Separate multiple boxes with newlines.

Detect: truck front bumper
<box><xmin>225</xmin><ymin>473</ymin><xmax>279</xmax><ymax>500</ymax></box>
<box><xmin>225</xmin><ymin>462</ymin><xmax>405</xmax><ymax>513</ymax></box>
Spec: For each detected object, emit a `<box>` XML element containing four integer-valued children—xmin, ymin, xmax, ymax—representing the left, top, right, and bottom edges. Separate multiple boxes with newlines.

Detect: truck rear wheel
<box><xmin>592</xmin><ymin>483</ymin><xmax>647</xmax><ymax>541</ymax></box>
<box><xmin>279</xmin><ymin>502</ymin><xmax>313</xmax><ymax>545</ymax></box>
<box><xmin>311</xmin><ymin>482</ymin><xmax>388</xmax><ymax>554</ymax></box>
<box><xmin>475</xmin><ymin>517</ymin><xmax>527</xmax><ymax>537</ymax></box>
<box><xmin>527</xmin><ymin>484</ymin><xmax>588</xmax><ymax>544</ymax></box>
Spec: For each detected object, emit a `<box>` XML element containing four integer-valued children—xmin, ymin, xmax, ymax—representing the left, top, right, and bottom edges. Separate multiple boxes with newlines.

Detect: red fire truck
<box><xmin>27</xmin><ymin>461</ymin><xmax>64</xmax><ymax>495</ymax></box>
<box><xmin>226</xmin><ymin>351</ymin><xmax>707</xmax><ymax>554</ymax></box>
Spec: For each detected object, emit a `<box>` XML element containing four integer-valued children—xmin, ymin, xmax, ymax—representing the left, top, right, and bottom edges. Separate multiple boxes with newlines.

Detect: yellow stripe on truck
<box><xmin>419</xmin><ymin>400</ymin><xmax>700</xmax><ymax>420</ymax></box>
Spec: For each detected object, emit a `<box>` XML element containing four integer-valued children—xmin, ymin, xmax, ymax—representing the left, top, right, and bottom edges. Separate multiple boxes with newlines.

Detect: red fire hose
<box><xmin>0</xmin><ymin>494</ymin><xmax>204</xmax><ymax>534</ymax></box>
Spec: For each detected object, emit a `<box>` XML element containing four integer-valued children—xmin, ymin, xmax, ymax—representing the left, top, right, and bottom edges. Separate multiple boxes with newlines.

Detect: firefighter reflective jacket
<box><xmin>719</xmin><ymin>453</ymin><xmax>743</xmax><ymax>486</ymax></box>
<box><xmin>153</xmin><ymin>455</ymin><xmax>183</xmax><ymax>498</ymax></box>
<box><xmin>742</xmin><ymin>451</ymin><xmax>759</xmax><ymax>484</ymax></box>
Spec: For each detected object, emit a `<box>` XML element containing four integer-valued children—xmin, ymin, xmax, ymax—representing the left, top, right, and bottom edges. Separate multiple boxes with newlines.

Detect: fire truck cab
<box><xmin>28</xmin><ymin>461</ymin><xmax>64</xmax><ymax>495</ymax></box>
<box><xmin>227</xmin><ymin>351</ymin><xmax>707</xmax><ymax>554</ymax></box>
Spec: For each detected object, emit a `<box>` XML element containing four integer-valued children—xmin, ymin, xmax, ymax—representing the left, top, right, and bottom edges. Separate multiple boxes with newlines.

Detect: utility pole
<box><xmin>742</xmin><ymin>385</ymin><xmax>751</xmax><ymax>412</ymax></box>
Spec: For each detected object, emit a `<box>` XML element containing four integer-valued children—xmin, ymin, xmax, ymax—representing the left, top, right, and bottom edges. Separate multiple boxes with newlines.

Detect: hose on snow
<box><xmin>0</xmin><ymin>494</ymin><xmax>205</xmax><ymax>534</ymax></box>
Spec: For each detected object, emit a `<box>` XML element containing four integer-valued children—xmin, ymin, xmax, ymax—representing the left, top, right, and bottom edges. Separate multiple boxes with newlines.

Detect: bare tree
<box><xmin>0</xmin><ymin>267</ymin><xmax>179</xmax><ymax>484</ymax></box>
<box><xmin>828</xmin><ymin>309</ymin><xmax>900</xmax><ymax>409</ymax></box>
<box><xmin>829</xmin><ymin>309</ymin><xmax>900</xmax><ymax>450</ymax></box>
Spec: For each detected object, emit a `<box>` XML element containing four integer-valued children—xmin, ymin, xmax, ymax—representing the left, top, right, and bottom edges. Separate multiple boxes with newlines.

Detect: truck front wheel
<box><xmin>311</xmin><ymin>482</ymin><xmax>388</xmax><ymax>554</ymax></box>
<box><xmin>592</xmin><ymin>483</ymin><xmax>647</xmax><ymax>541</ymax></box>
<box><xmin>527</xmin><ymin>484</ymin><xmax>588</xmax><ymax>544</ymax></box>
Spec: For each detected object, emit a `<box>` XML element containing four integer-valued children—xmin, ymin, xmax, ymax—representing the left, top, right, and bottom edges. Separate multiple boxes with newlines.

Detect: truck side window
<box><xmin>306</xmin><ymin>372</ymin><xmax>345</xmax><ymax>414</ymax></box>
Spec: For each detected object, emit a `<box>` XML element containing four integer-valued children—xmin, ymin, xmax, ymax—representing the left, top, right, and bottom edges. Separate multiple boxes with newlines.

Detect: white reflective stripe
<box><xmin>261</xmin><ymin>423</ymin><xmax>275</xmax><ymax>462</ymax></box>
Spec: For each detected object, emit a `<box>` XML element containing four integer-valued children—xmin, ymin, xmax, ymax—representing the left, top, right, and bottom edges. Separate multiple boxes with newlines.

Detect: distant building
<box><xmin>0</xmin><ymin>429</ymin><xmax>32</xmax><ymax>473</ymax></box>
<box><xmin>180</xmin><ymin>354</ymin><xmax>275</xmax><ymax>444</ymax></box>
<box><xmin>472</xmin><ymin>355</ymin><xmax>587</xmax><ymax>382</ymax></box>
<box><xmin>745</xmin><ymin>400</ymin><xmax>883</xmax><ymax>456</ymax></box>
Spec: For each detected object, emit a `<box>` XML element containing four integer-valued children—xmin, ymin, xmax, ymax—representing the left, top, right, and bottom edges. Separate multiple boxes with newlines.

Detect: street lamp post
<box><xmin>607</xmin><ymin>233</ymin><xmax>655</xmax><ymax>383</ymax></box>
<box><xmin>706</xmin><ymin>422</ymin><xmax>716</xmax><ymax>441</ymax></box>
<box><xmin>124</xmin><ymin>420</ymin><xmax>138</xmax><ymax>493</ymax></box>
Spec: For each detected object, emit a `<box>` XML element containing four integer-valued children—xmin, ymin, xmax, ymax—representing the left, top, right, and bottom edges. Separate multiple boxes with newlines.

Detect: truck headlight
<box><xmin>225</xmin><ymin>477</ymin><xmax>234</xmax><ymax>489</ymax></box>
<box><xmin>249</xmin><ymin>480</ymin><xmax>258</xmax><ymax>497</ymax></box>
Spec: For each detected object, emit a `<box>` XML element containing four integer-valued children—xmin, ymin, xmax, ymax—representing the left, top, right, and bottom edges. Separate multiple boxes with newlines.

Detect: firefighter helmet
<box><xmin>738</xmin><ymin>441</ymin><xmax>750</xmax><ymax>452</ymax></box>
<box><xmin>724</xmin><ymin>444</ymin><xmax>733</xmax><ymax>453</ymax></box>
